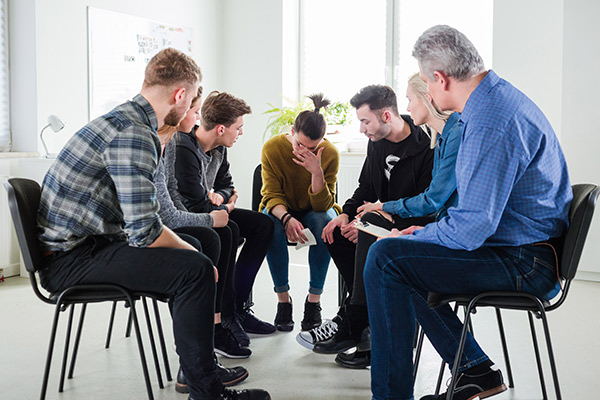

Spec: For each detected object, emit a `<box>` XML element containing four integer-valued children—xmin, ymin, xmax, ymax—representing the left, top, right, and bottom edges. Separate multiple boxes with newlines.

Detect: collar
<box><xmin>441</xmin><ymin>112</ymin><xmax>461</xmax><ymax>137</ymax></box>
<box><xmin>132</xmin><ymin>94</ymin><xmax>159</xmax><ymax>132</ymax></box>
<box><xmin>460</xmin><ymin>70</ymin><xmax>499</xmax><ymax>125</ymax></box>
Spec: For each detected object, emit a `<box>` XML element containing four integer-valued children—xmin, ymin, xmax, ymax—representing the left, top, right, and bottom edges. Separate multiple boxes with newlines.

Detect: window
<box><xmin>0</xmin><ymin>0</ymin><xmax>9</xmax><ymax>151</ymax></box>
<box><xmin>299</xmin><ymin>0</ymin><xmax>493</xmax><ymax>148</ymax></box>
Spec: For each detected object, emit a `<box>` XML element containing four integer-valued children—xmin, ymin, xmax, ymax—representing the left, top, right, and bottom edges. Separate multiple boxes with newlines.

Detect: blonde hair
<box><xmin>407</xmin><ymin>73</ymin><xmax>452</xmax><ymax>149</ymax></box>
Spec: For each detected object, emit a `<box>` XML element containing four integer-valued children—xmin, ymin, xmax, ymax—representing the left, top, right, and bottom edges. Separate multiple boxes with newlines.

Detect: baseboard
<box><xmin>0</xmin><ymin>263</ymin><xmax>21</xmax><ymax>278</ymax></box>
<box><xmin>575</xmin><ymin>271</ymin><xmax>600</xmax><ymax>282</ymax></box>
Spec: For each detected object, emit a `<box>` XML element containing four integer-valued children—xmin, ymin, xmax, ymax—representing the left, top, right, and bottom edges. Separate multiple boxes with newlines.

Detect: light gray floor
<box><xmin>1</xmin><ymin>247</ymin><xmax>599</xmax><ymax>399</ymax></box>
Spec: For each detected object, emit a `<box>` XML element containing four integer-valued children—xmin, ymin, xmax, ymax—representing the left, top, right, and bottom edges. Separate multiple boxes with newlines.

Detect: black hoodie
<box><xmin>342</xmin><ymin>115</ymin><xmax>434</xmax><ymax>219</ymax></box>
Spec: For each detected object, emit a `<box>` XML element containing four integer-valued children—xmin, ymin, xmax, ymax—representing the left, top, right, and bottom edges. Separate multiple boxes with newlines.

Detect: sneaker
<box><xmin>420</xmin><ymin>366</ymin><xmax>507</xmax><ymax>400</ymax></box>
<box><xmin>274</xmin><ymin>299</ymin><xmax>294</xmax><ymax>332</ymax></box>
<box><xmin>189</xmin><ymin>387</ymin><xmax>271</xmax><ymax>400</ymax></box>
<box><xmin>312</xmin><ymin>304</ymin><xmax>370</xmax><ymax>354</ymax></box>
<box><xmin>214</xmin><ymin>324</ymin><xmax>252</xmax><ymax>359</ymax></box>
<box><xmin>296</xmin><ymin>315</ymin><xmax>342</xmax><ymax>350</ymax></box>
<box><xmin>301</xmin><ymin>296</ymin><xmax>322</xmax><ymax>331</ymax></box>
<box><xmin>335</xmin><ymin>349</ymin><xmax>370</xmax><ymax>369</ymax></box>
<box><xmin>238</xmin><ymin>304</ymin><xmax>276</xmax><ymax>334</ymax></box>
<box><xmin>223</xmin><ymin>315</ymin><xmax>251</xmax><ymax>347</ymax></box>
<box><xmin>175</xmin><ymin>361</ymin><xmax>249</xmax><ymax>393</ymax></box>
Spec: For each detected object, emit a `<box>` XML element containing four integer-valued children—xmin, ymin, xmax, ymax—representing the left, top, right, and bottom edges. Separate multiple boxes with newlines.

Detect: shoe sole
<box><xmin>469</xmin><ymin>383</ymin><xmax>508</xmax><ymax>400</ymax></box>
<box><xmin>174</xmin><ymin>370</ymin><xmax>249</xmax><ymax>393</ymax></box>
<box><xmin>295</xmin><ymin>333</ymin><xmax>315</xmax><ymax>350</ymax></box>
<box><xmin>214</xmin><ymin>348</ymin><xmax>251</xmax><ymax>359</ymax></box>
<box><xmin>334</xmin><ymin>357</ymin><xmax>370</xmax><ymax>369</ymax></box>
<box><xmin>276</xmin><ymin>324</ymin><xmax>294</xmax><ymax>332</ymax></box>
<box><xmin>243</xmin><ymin>328</ymin><xmax>277</xmax><ymax>335</ymax></box>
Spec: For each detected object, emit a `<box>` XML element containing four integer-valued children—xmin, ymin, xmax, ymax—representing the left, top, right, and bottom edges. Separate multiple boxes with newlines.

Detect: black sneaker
<box><xmin>189</xmin><ymin>388</ymin><xmax>271</xmax><ymax>400</ymax></box>
<box><xmin>335</xmin><ymin>349</ymin><xmax>370</xmax><ymax>369</ymax></box>
<box><xmin>301</xmin><ymin>296</ymin><xmax>322</xmax><ymax>331</ymax></box>
<box><xmin>223</xmin><ymin>315</ymin><xmax>251</xmax><ymax>347</ymax></box>
<box><xmin>238</xmin><ymin>304</ymin><xmax>276</xmax><ymax>335</ymax></box>
<box><xmin>175</xmin><ymin>362</ymin><xmax>249</xmax><ymax>393</ymax></box>
<box><xmin>312</xmin><ymin>305</ymin><xmax>370</xmax><ymax>354</ymax></box>
<box><xmin>214</xmin><ymin>324</ymin><xmax>252</xmax><ymax>359</ymax></box>
<box><xmin>420</xmin><ymin>366</ymin><xmax>507</xmax><ymax>400</ymax></box>
<box><xmin>274</xmin><ymin>299</ymin><xmax>294</xmax><ymax>332</ymax></box>
<box><xmin>296</xmin><ymin>315</ymin><xmax>342</xmax><ymax>350</ymax></box>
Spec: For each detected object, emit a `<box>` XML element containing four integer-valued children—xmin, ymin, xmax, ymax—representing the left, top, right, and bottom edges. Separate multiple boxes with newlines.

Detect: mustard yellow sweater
<box><xmin>259</xmin><ymin>134</ymin><xmax>341</xmax><ymax>214</ymax></box>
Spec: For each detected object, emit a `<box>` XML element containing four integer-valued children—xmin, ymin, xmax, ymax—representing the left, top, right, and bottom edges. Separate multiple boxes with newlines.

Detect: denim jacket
<box><xmin>382</xmin><ymin>112</ymin><xmax>462</xmax><ymax>220</ymax></box>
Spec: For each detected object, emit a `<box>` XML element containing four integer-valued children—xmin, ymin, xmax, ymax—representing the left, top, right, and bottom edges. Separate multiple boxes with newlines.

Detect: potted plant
<box><xmin>263</xmin><ymin>96</ymin><xmax>351</xmax><ymax>140</ymax></box>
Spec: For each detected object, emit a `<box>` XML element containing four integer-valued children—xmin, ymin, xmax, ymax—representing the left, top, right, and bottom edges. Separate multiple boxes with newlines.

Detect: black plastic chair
<box><xmin>426</xmin><ymin>183</ymin><xmax>600</xmax><ymax>400</ymax></box>
<box><xmin>4</xmin><ymin>178</ymin><xmax>157</xmax><ymax>400</ymax></box>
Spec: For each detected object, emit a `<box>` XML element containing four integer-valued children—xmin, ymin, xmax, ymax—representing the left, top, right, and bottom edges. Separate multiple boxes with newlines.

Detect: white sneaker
<box><xmin>296</xmin><ymin>315</ymin><xmax>342</xmax><ymax>350</ymax></box>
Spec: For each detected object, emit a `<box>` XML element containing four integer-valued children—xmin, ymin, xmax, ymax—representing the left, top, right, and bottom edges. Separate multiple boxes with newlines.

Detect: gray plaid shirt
<box><xmin>38</xmin><ymin>94</ymin><xmax>163</xmax><ymax>252</ymax></box>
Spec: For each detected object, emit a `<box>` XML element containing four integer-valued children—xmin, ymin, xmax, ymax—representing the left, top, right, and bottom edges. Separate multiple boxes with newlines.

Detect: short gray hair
<box><xmin>412</xmin><ymin>25</ymin><xmax>485</xmax><ymax>82</ymax></box>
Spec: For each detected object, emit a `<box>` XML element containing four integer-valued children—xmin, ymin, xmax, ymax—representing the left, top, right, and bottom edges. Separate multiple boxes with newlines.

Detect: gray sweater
<box><xmin>156</xmin><ymin>140</ymin><xmax>213</xmax><ymax>228</ymax></box>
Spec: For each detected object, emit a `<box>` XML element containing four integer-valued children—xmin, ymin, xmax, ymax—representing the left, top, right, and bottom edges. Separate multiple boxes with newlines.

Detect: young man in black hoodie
<box><xmin>302</xmin><ymin>85</ymin><xmax>433</xmax><ymax>366</ymax></box>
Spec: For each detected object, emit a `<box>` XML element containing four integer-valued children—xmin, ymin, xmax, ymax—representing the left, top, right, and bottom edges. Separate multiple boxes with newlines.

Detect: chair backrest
<box><xmin>251</xmin><ymin>164</ymin><xmax>263</xmax><ymax>212</ymax></box>
<box><xmin>560</xmin><ymin>183</ymin><xmax>600</xmax><ymax>281</ymax></box>
<box><xmin>4</xmin><ymin>178</ymin><xmax>44</xmax><ymax>274</ymax></box>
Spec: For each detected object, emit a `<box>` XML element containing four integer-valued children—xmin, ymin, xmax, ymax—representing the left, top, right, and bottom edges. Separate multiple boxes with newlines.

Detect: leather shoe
<box><xmin>335</xmin><ymin>350</ymin><xmax>370</xmax><ymax>369</ymax></box>
<box><xmin>189</xmin><ymin>388</ymin><xmax>271</xmax><ymax>400</ymax></box>
<box><xmin>176</xmin><ymin>362</ymin><xmax>249</xmax><ymax>393</ymax></box>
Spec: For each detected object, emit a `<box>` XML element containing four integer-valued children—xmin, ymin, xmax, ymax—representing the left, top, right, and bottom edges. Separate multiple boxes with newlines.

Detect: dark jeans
<box><xmin>39</xmin><ymin>235</ymin><xmax>223</xmax><ymax>399</ymax></box>
<box><xmin>174</xmin><ymin>226</ymin><xmax>224</xmax><ymax>312</ymax></box>
<box><xmin>222</xmin><ymin>208</ymin><xmax>273</xmax><ymax>313</ymax></box>
<box><xmin>326</xmin><ymin>212</ymin><xmax>432</xmax><ymax>305</ymax></box>
<box><xmin>364</xmin><ymin>238</ymin><xmax>561</xmax><ymax>400</ymax></box>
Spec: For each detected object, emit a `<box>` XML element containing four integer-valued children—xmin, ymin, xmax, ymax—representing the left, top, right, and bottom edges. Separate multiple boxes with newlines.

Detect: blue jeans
<box><xmin>263</xmin><ymin>208</ymin><xmax>337</xmax><ymax>295</ymax></box>
<box><xmin>364</xmin><ymin>238</ymin><xmax>560</xmax><ymax>400</ymax></box>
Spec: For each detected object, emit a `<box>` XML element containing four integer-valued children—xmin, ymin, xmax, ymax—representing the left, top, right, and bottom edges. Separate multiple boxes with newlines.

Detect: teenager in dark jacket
<box><xmin>296</xmin><ymin>85</ymin><xmax>434</xmax><ymax>355</ymax></box>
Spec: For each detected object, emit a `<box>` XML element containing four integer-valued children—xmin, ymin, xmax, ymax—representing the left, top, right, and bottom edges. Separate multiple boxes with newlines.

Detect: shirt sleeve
<box><xmin>175</xmin><ymin>140</ymin><xmax>226</xmax><ymax>213</ymax></box>
<box><xmin>212</xmin><ymin>148</ymin><xmax>235</xmax><ymax>202</ymax></box>
<box><xmin>260</xmin><ymin>144</ymin><xmax>288</xmax><ymax>213</ymax></box>
<box><xmin>103</xmin><ymin>128</ymin><xmax>163</xmax><ymax>247</ymax></box>
<box><xmin>408</xmin><ymin>125</ymin><xmax>521</xmax><ymax>250</ymax></box>
<box><xmin>308</xmin><ymin>146</ymin><xmax>339</xmax><ymax>212</ymax></box>
<box><xmin>382</xmin><ymin>123</ymin><xmax>460</xmax><ymax>218</ymax></box>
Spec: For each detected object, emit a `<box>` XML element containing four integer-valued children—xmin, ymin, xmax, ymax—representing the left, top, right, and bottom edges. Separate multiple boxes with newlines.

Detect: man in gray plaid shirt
<box><xmin>37</xmin><ymin>48</ymin><xmax>270</xmax><ymax>400</ymax></box>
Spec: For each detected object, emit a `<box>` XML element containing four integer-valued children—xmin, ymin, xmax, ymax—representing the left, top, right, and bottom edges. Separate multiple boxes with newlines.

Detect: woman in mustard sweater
<box><xmin>259</xmin><ymin>94</ymin><xmax>341</xmax><ymax>332</ymax></box>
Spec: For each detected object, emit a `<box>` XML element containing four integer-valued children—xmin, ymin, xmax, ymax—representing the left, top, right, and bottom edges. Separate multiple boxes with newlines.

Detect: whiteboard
<box><xmin>87</xmin><ymin>7</ymin><xmax>193</xmax><ymax>120</ymax></box>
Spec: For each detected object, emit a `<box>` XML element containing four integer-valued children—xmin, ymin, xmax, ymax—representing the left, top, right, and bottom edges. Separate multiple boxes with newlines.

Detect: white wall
<box><xmin>10</xmin><ymin>0</ymin><xmax>223</xmax><ymax>153</ymax></box>
<box><xmin>493</xmin><ymin>0</ymin><xmax>600</xmax><ymax>278</ymax></box>
<box><xmin>560</xmin><ymin>0</ymin><xmax>600</xmax><ymax>279</ymax></box>
<box><xmin>220</xmin><ymin>0</ymin><xmax>286</xmax><ymax>209</ymax></box>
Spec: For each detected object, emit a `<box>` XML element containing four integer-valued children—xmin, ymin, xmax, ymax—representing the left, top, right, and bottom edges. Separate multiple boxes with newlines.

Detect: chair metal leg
<box><xmin>434</xmin><ymin>359</ymin><xmax>446</xmax><ymax>395</ymax></box>
<box><xmin>126</xmin><ymin>306</ymin><xmax>133</xmax><ymax>338</ymax></box>
<box><xmin>67</xmin><ymin>303</ymin><xmax>87</xmax><ymax>380</ymax></box>
<box><xmin>413</xmin><ymin>323</ymin><xmax>425</xmax><ymax>378</ymax></box>
<box><xmin>446</xmin><ymin>300</ymin><xmax>476</xmax><ymax>400</ymax></box>
<box><xmin>152</xmin><ymin>299</ymin><xmax>172</xmax><ymax>381</ymax></box>
<box><xmin>495</xmin><ymin>308</ymin><xmax>514</xmax><ymax>388</ymax></box>
<box><xmin>126</xmin><ymin>297</ymin><xmax>154</xmax><ymax>400</ymax></box>
<box><xmin>537</xmin><ymin>310</ymin><xmax>562</xmax><ymax>400</ymax></box>
<box><xmin>142</xmin><ymin>297</ymin><xmax>164</xmax><ymax>389</ymax></box>
<box><xmin>41</xmin><ymin>302</ymin><xmax>64</xmax><ymax>400</ymax></box>
<box><xmin>106</xmin><ymin>301</ymin><xmax>118</xmax><ymax>348</ymax></box>
<box><xmin>58</xmin><ymin>305</ymin><xmax>75</xmax><ymax>392</ymax></box>
<box><xmin>528</xmin><ymin>311</ymin><xmax>549</xmax><ymax>400</ymax></box>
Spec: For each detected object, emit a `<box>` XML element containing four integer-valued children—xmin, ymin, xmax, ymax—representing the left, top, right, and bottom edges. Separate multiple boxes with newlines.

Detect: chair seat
<box><xmin>427</xmin><ymin>292</ymin><xmax>551</xmax><ymax>311</ymax></box>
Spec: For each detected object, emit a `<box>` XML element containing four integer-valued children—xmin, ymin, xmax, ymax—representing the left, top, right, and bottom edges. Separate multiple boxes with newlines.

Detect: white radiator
<box><xmin>0</xmin><ymin>175</ymin><xmax>20</xmax><ymax>278</ymax></box>
<box><xmin>337</xmin><ymin>153</ymin><xmax>366</xmax><ymax>205</ymax></box>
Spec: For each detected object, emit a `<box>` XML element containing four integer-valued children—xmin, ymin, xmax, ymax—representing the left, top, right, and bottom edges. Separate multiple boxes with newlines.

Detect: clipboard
<box><xmin>355</xmin><ymin>221</ymin><xmax>391</xmax><ymax>238</ymax></box>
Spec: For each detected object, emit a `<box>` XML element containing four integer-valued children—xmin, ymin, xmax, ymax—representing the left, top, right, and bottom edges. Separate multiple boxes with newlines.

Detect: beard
<box><xmin>371</xmin><ymin>120</ymin><xmax>392</xmax><ymax>142</ymax></box>
<box><xmin>164</xmin><ymin>106</ymin><xmax>186</xmax><ymax>127</ymax></box>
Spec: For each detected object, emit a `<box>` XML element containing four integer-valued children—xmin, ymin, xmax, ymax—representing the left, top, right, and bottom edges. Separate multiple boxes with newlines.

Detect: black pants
<box><xmin>174</xmin><ymin>226</ymin><xmax>226</xmax><ymax>313</ymax></box>
<box><xmin>228</xmin><ymin>208</ymin><xmax>274</xmax><ymax>313</ymax></box>
<box><xmin>40</xmin><ymin>235</ymin><xmax>223</xmax><ymax>399</ymax></box>
<box><xmin>326</xmin><ymin>212</ymin><xmax>433</xmax><ymax>305</ymax></box>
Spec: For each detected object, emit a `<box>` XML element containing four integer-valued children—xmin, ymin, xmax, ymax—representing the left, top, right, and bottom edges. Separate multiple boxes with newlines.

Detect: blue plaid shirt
<box><xmin>407</xmin><ymin>70</ymin><xmax>572</xmax><ymax>250</ymax></box>
<box><xmin>38</xmin><ymin>94</ymin><xmax>163</xmax><ymax>252</ymax></box>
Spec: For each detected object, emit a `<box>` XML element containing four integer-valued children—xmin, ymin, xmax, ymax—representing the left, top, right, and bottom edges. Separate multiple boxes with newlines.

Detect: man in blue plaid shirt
<box><xmin>37</xmin><ymin>48</ymin><xmax>269</xmax><ymax>400</ymax></box>
<box><xmin>364</xmin><ymin>26</ymin><xmax>572</xmax><ymax>400</ymax></box>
